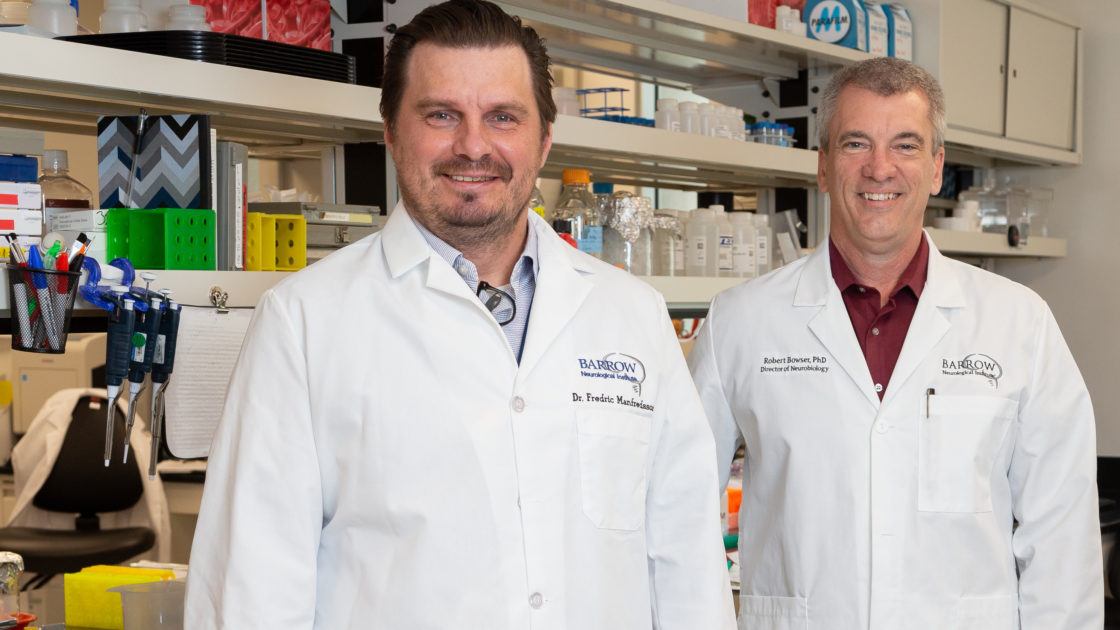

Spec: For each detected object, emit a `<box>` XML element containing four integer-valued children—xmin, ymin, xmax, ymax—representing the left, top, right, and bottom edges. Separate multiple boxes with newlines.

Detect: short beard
<box><xmin>399</xmin><ymin>155</ymin><xmax>534</xmax><ymax>254</ymax></box>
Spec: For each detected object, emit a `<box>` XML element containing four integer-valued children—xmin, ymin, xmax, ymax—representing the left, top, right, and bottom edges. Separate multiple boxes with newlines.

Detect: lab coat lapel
<box><xmin>882</xmin><ymin>234</ymin><xmax>966</xmax><ymax>406</ymax></box>
<box><xmin>517</xmin><ymin>213</ymin><xmax>594</xmax><ymax>382</ymax></box>
<box><xmin>796</xmin><ymin>244</ymin><xmax>879</xmax><ymax>409</ymax></box>
<box><xmin>381</xmin><ymin>201</ymin><xmax>507</xmax><ymax>316</ymax></box>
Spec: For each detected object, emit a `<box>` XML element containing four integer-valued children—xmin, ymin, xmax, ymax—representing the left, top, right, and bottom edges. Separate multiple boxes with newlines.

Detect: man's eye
<box><xmin>491</xmin><ymin>113</ymin><xmax>516</xmax><ymax>124</ymax></box>
<box><xmin>896</xmin><ymin>143</ymin><xmax>920</xmax><ymax>152</ymax></box>
<box><xmin>843</xmin><ymin>141</ymin><xmax>868</xmax><ymax>150</ymax></box>
<box><xmin>427</xmin><ymin>112</ymin><xmax>455</xmax><ymax>123</ymax></box>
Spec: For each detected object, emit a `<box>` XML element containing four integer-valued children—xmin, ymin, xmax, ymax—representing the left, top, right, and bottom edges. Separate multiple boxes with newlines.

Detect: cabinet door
<box><xmin>1005</xmin><ymin>8</ymin><xmax>1078</xmax><ymax>149</ymax></box>
<box><xmin>941</xmin><ymin>0</ymin><xmax>1008</xmax><ymax>136</ymax></box>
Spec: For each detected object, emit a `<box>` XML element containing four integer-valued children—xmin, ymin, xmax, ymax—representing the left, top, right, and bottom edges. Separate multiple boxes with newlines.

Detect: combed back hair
<box><xmin>817</xmin><ymin>57</ymin><xmax>946</xmax><ymax>153</ymax></box>
<box><xmin>380</xmin><ymin>0</ymin><xmax>557</xmax><ymax>134</ymax></box>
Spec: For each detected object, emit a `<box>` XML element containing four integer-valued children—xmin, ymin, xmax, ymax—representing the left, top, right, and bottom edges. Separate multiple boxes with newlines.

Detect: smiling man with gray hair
<box><xmin>689</xmin><ymin>57</ymin><xmax>1101</xmax><ymax>629</ymax></box>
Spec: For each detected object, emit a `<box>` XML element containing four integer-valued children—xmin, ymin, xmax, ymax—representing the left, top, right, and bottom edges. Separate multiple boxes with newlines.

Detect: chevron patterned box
<box><xmin>97</xmin><ymin>114</ymin><xmax>214</xmax><ymax>210</ymax></box>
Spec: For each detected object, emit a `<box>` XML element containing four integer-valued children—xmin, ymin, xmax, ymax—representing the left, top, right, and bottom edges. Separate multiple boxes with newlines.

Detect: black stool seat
<box><xmin>0</xmin><ymin>526</ymin><xmax>156</xmax><ymax>575</ymax></box>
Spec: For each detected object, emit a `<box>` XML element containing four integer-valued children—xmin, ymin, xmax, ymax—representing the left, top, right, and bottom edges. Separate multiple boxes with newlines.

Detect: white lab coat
<box><xmin>186</xmin><ymin>204</ymin><xmax>736</xmax><ymax>630</ymax></box>
<box><xmin>689</xmin><ymin>234</ymin><xmax>1102</xmax><ymax>629</ymax></box>
<box><xmin>8</xmin><ymin>387</ymin><xmax>172</xmax><ymax>562</ymax></box>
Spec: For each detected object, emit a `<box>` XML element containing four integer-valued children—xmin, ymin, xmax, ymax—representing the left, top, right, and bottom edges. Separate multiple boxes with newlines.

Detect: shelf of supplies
<box><xmin>927</xmin><ymin>229</ymin><xmax>1067</xmax><ymax>258</ymax></box>
<box><xmin>496</xmin><ymin>0</ymin><xmax>872</xmax><ymax>89</ymax></box>
<box><xmin>0</xmin><ymin>32</ymin><xmax>383</xmax><ymax>146</ymax></box>
<box><xmin>546</xmin><ymin>115</ymin><xmax>819</xmax><ymax>190</ymax></box>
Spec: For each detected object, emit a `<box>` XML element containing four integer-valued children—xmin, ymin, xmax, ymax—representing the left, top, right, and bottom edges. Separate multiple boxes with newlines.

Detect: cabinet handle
<box><xmin>1012</xmin><ymin>69</ymin><xmax>1018</xmax><ymax>78</ymax></box>
<box><xmin>999</xmin><ymin>64</ymin><xmax>1004</xmax><ymax>75</ymax></box>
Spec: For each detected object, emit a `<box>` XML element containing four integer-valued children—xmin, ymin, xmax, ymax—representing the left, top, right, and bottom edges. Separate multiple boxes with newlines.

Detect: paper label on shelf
<box><xmin>320</xmin><ymin>211</ymin><xmax>374</xmax><ymax>224</ymax></box>
<box><xmin>673</xmin><ymin>239</ymin><xmax>685</xmax><ymax>273</ymax></box>
<box><xmin>757</xmin><ymin>234</ymin><xmax>770</xmax><ymax>267</ymax></box>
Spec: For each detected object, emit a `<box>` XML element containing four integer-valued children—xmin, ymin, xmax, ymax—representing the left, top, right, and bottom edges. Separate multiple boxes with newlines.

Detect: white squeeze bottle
<box><xmin>754</xmin><ymin>213</ymin><xmax>772</xmax><ymax>275</ymax></box>
<box><xmin>730</xmin><ymin>211</ymin><xmax>757</xmax><ymax>279</ymax></box>
<box><xmin>714</xmin><ymin>205</ymin><xmax>735</xmax><ymax>278</ymax></box>
<box><xmin>685</xmin><ymin>207</ymin><xmax>717</xmax><ymax>277</ymax></box>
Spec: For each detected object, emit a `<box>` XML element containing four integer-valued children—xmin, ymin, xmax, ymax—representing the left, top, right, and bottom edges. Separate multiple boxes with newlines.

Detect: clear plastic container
<box><xmin>552</xmin><ymin>87</ymin><xmax>582</xmax><ymax>117</ymax></box>
<box><xmin>109</xmin><ymin>580</ymin><xmax>185</xmax><ymax>629</ymax></box>
<box><xmin>27</xmin><ymin>0</ymin><xmax>76</xmax><ymax>36</ymax></box>
<box><xmin>714</xmin><ymin>205</ymin><xmax>735</xmax><ymax>278</ymax></box>
<box><xmin>165</xmin><ymin>3</ymin><xmax>209</xmax><ymax>30</ymax></box>
<box><xmin>698</xmin><ymin>103</ymin><xmax>716</xmax><ymax>137</ymax></box>
<box><xmin>652</xmin><ymin>210</ymin><xmax>684</xmax><ymax>276</ymax></box>
<box><xmin>101</xmin><ymin>0</ymin><xmax>147</xmax><ymax>33</ymax></box>
<box><xmin>729</xmin><ymin>212</ymin><xmax>757</xmax><ymax>278</ymax></box>
<box><xmin>958</xmin><ymin>169</ymin><xmax>1008</xmax><ymax>234</ymax></box>
<box><xmin>679</xmin><ymin>101</ymin><xmax>701</xmax><ymax>135</ymax></box>
<box><xmin>685</xmin><ymin>207</ymin><xmax>718</xmax><ymax>277</ymax></box>
<box><xmin>603</xmin><ymin>192</ymin><xmax>652</xmax><ymax>275</ymax></box>
<box><xmin>554</xmin><ymin>169</ymin><xmax>602</xmax><ymax>259</ymax></box>
<box><xmin>655</xmin><ymin>98</ymin><xmax>680</xmax><ymax>132</ymax></box>
<box><xmin>753</xmin><ymin>214</ymin><xmax>772</xmax><ymax>275</ymax></box>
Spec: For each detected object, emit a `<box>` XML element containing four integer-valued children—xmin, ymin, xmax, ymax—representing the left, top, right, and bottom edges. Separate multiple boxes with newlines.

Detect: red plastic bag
<box><xmin>189</xmin><ymin>0</ymin><xmax>332</xmax><ymax>51</ymax></box>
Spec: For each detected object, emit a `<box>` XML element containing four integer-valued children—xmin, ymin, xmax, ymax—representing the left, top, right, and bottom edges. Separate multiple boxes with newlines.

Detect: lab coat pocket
<box><xmin>575</xmin><ymin>409</ymin><xmax>651</xmax><ymax>531</ymax></box>
<box><xmin>953</xmin><ymin>594</ymin><xmax>1019</xmax><ymax>629</ymax></box>
<box><xmin>918</xmin><ymin>395</ymin><xmax>1016</xmax><ymax>513</ymax></box>
<box><xmin>739</xmin><ymin>595</ymin><xmax>808</xmax><ymax>630</ymax></box>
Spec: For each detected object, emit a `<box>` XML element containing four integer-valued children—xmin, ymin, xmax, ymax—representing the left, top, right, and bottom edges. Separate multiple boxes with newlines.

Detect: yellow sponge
<box><xmin>64</xmin><ymin>565</ymin><xmax>175</xmax><ymax>630</ymax></box>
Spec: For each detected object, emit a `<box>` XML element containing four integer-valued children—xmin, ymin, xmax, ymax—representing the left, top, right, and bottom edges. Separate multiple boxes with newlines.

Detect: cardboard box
<box><xmin>0</xmin><ymin>182</ymin><xmax>41</xmax><ymax>210</ymax></box>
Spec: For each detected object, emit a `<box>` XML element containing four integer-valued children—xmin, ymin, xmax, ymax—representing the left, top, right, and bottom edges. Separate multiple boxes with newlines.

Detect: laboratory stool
<box><xmin>0</xmin><ymin>395</ymin><xmax>155</xmax><ymax>589</ymax></box>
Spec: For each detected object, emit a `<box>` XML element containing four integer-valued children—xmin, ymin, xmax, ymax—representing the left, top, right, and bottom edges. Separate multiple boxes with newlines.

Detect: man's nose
<box><xmin>452</xmin><ymin>117</ymin><xmax>493</xmax><ymax>163</ymax></box>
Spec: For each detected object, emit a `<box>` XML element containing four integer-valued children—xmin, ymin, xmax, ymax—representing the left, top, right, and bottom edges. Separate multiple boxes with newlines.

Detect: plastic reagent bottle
<box><xmin>685</xmin><ymin>207</ymin><xmax>718</xmax><ymax>277</ymax></box>
<box><xmin>554</xmin><ymin>168</ymin><xmax>602</xmax><ymax>259</ymax></box>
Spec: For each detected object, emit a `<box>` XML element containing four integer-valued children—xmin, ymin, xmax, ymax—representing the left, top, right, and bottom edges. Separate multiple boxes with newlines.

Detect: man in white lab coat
<box><xmin>689</xmin><ymin>57</ymin><xmax>1102</xmax><ymax>629</ymax></box>
<box><xmin>185</xmin><ymin>1</ymin><xmax>735</xmax><ymax>628</ymax></box>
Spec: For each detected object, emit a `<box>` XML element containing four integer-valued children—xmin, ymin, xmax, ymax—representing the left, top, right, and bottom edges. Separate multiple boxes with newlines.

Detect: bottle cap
<box><xmin>591</xmin><ymin>182</ymin><xmax>614</xmax><ymax>195</ymax></box>
<box><xmin>42</xmin><ymin>149</ymin><xmax>67</xmax><ymax>172</ymax></box>
<box><xmin>561</xmin><ymin>168</ymin><xmax>591</xmax><ymax>185</ymax></box>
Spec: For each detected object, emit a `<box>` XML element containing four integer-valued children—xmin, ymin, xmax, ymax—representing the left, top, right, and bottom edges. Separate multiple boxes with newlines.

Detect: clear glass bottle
<box><xmin>714</xmin><ymin>205</ymin><xmax>735</xmax><ymax>278</ymax></box>
<box><xmin>39</xmin><ymin>149</ymin><xmax>93</xmax><ymax>237</ymax></box>
<box><xmin>528</xmin><ymin>185</ymin><xmax>547</xmax><ymax>220</ymax></box>
<box><xmin>553</xmin><ymin>168</ymin><xmax>602</xmax><ymax>259</ymax></box>
<box><xmin>603</xmin><ymin>191</ymin><xmax>653</xmax><ymax>275</ymax></box>
<box><xmin>652</xmin><ymin>209</ymin><xmax>685</xmax><ymax>276</ymax></box>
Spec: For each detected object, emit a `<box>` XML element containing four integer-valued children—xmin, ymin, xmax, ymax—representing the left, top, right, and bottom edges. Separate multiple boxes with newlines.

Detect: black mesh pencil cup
<box><xmin>7</xmin><ymin>265</ymin><xmax>82</xmax><ymax>353</ymax></box>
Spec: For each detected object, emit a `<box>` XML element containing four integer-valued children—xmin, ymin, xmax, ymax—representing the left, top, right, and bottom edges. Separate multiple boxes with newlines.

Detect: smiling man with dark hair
<box><xmin>185</xmin><ymin>2</ymin><xmax>735</xmax><ymax>628</ymax></box>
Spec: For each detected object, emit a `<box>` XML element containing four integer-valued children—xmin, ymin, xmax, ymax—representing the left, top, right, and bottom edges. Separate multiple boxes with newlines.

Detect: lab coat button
<box><xmin>874</xmin><ymin>383</ymin><xmax>883</xmax><ymax>393</ymax></box>
<box><xmin>529</xmin><ymin>592</ymin><xmax>544</xmax><ymax>608</ymax></box>
<box><xmin>512</xmin><ymin>396</ymin><xmax>525</xmax><ymax>412</ymax></box>
<box><xmin>875</xmin><ymin>421</ymin><xmax>889</xmax><ymax>434</ymax></box>
<box><xmin>871</xmin><ymin>327</ymin><xmax>880</xmax><ymax>336</ymax></box>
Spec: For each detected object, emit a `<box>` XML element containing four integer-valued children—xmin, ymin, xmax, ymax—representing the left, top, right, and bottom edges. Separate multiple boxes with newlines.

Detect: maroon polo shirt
<box><xmin>829</xmin><ymin>237</ymin><xmax>929</xmax><ymax>399</ymax></box>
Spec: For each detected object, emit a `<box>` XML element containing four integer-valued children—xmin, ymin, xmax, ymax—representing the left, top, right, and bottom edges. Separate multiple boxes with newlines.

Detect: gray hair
<box><xmin>817</xmin><ymin>57</ymin><xmax>946</xmax><ymax>154</ymax></box>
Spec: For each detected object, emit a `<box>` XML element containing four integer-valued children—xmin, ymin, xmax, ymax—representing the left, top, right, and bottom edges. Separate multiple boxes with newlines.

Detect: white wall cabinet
<box><xmin>1004</xmin><ymin>6</ymin><xmax>1078</xmax><ymax>149</ymax></box>
<box><xmin>911</xmin><ymin>0</ymin><xmax>1081</xmax><ymax>164</ymax></box>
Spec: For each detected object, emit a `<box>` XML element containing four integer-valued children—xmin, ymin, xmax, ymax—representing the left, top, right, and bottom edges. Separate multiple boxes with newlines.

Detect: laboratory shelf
<box><xmin>945</xmin><ymin>128</ymin><xmax>1082</xmax><ymax>167</ymax></box>
<box><xmin>0</xmin><ymin>32</ymin><xmax>383</xmax><ymax>146</ymax></box>
<box><xmin>927</xmin><ymin>229</ymin><xmax>1067</xmax><ymax>258</ymax></box>
<box><xmin>546</xmin><ymin>114</ymin><xmax>820</xmax><ymax>190</ymax></box>
<box><xmin>638</xmin><ymin>275</ymin><xmax>744</xmax><ymax>309</ymax></box>
<box><xmin>495</xmin><ymin>0</ymin><xmax>872</xmax><ymax>89</ymax></box>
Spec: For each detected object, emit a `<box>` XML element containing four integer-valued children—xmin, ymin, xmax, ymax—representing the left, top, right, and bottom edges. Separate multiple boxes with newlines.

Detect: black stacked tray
<box><xmin>59</xmin><ymin>31</ymin><xmax>357</xmax><ymax>84</ymax></box>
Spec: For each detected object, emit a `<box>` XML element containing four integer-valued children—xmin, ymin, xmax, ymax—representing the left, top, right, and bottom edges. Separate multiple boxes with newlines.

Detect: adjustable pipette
<box><xmin>104</xmin><ymin>286</ymin><xmax>135</xmax><ymax>466</ymax></box>
<box><xmin>148</xmin><ymin>290</ymin><xmax>180</xmax><ymax>479</ymax></box>
<box><xmin>122</xmin><ymin>273</ymin><xmax>162</xmax><ymax>464</ymax></box>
